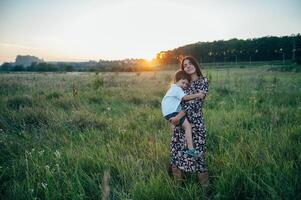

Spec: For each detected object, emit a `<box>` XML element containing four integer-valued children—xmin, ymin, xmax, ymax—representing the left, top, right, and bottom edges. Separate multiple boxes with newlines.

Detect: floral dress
<box><xmin>170</xmin><ymin>76</ymin><xmax>209</xmax><ymax>173</ymax></box>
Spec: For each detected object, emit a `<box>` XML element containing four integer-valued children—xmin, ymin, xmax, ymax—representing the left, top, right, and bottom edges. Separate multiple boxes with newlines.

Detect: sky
<box><xmin>0</xmin><ymin>0</ymin><xmax>300</xmax><ymax>63</ymax></box>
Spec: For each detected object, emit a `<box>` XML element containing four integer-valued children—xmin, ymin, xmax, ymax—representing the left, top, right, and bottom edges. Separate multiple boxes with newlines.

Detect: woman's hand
<box><xmin>169</xmin><ymin>117</ymin><xmax>180</xmax><ymax>126</ymax></box>
<box><xmin>196</xmin><ymin>92</ymin><xmax>206</xmax><ymax>100</ymax></box>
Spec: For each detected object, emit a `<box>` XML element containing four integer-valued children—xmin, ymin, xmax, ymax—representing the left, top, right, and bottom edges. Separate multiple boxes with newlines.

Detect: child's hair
<box><xmin>174</xmin><ymin>70</ymin><xmax>191</xmax><ymax>83</ymax></box>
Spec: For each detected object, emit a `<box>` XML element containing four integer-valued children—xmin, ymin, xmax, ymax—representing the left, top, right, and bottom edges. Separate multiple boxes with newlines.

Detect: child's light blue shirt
<box><xmin>161</xmin><ymin>84</ymin><xmax>186</xmax><ymax>117</ymax></box>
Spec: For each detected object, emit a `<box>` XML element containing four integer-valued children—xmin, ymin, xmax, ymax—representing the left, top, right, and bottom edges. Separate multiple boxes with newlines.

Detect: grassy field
<box><xmin>0</xmin><ymin>66</ymin><xmax>301</xmax><ymax>199</ymax></box>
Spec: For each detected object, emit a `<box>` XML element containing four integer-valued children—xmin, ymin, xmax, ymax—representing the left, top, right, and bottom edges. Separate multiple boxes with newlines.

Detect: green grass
<box><xmin>0</xmin><ymin>68</ymin><xmax>301</xmax><ymax>199</ymax></box>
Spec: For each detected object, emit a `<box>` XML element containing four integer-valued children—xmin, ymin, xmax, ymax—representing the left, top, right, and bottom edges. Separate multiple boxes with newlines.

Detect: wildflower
<box><xmin>55</xmin><ymin>163</ymin><xmax>60</xmax><ymax>171</ymax></box>
<box><xmin>218</xmin><ymin>101</ymin><xmax>225</xmax><ymax>106</ymax></box>
<box><xmin>119</xmin><ymin>128</ymin><xmax>126</xmax><ymax>133</ymax></box>
<box><xmin>54</xmin><ymin>150</ymin><xmax>61</xmax><ymax>159</ymax></box>
<box><xmin>41</xmin><ymin>182</ymin><xmax>47</xmax><ymax>189</ymax></box>
<box><xmin>25</xmin><ymin>150</ymin><xmax>32</xmax><ymax>156</ymax></box>
<box><xmin>38</xmin><ymin>150</ymin><xmax>44</xmax><ymax>156</ymax></box>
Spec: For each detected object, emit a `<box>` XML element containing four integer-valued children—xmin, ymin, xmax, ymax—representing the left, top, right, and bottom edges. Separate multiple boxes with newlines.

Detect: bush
<box><xmin>147</xmin><ymin>98</ymin><xmax>160</xmax><ymax>108</ymax></box>
<box><xmin>129</xmin><ymin>97</ymin><xmax>143</xmax><ymax>105</ymax></box>
<box><xmin>7</xmin><ymin>95</ymin><xmax>33</xmax><ymax>110</ymax></box>
<box><xmin>88</xmin><ymin>95</ymin><xmax>103</xmax><ymax>104</ymax></box>
<box><xmin>2</xmin><ymin>107</ymin><xmax>50</xmax><ymax>131</ymax></box>
<box><xmin>68</xmin><ymin>110</ymin><xmax>108</xmax><ymax>131</ymax></box>
<box><xmin>46</xmin><ymin>91</ymin><xmax>62</xmax><ymax>100</ymax></box>
<box><xmin>54</xmin><ymin>96</ymin><xmax>78</xmax><ymax>110</ymax></box>
<box><xmin>22</xmin><ymin>107</ymin><xmax>49</xmax><ymax>128</ymax></box>
<box><xmin>215</xmin><ymin>87</ymin><xmax>233</xmax><ymax>96</ymax></box>
<box><xmin>268</xmin><ymin>65</ymin><xmax>301</xmax><ymax>73</ymax></box>
<box><xmin>0</xmin><ymin>82</ymin><xmax>28</xmax><ymax>96</ymax></box>
<box><xmin>93</xmin><ymin>75</ymin><xmax>104</xmax><ymax>90</ymax></box>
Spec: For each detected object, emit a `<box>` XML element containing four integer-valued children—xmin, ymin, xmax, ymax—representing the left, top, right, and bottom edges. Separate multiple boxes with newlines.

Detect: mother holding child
<box><xmin>161</xmin><ymin>56</ymin><xmax>209</xmax><ymax>185</ymax></box>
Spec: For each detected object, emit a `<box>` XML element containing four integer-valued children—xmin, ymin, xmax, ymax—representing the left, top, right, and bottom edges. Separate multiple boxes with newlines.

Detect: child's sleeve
<box><xmin>175</xmin><ymin>87</ymin><xmax>186</xmax><ymax>100</ymax></box>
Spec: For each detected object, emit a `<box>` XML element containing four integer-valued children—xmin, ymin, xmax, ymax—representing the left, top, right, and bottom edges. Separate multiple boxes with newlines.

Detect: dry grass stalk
<box><xmin>72</xmin><ymin>81</ymin><xmax>78</xmax><ymax>97</ymax></box>
<box><xmin>102</xmin><ymin>170</ymin><xmax>110</xmax><ymax>200</ymax></box>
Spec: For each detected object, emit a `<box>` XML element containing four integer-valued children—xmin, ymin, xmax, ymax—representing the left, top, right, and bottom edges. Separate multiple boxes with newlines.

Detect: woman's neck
<box><xmin>191</xmin><ymin>73</ymin><xmax>199</xmax><ymax>81</ymax></box>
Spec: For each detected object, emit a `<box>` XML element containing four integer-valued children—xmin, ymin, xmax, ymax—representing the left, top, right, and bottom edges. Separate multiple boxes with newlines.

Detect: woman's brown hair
<box><xmin>180</xmin><ymin>56</ymin><xmax>203</xmax><ymax>77</ymax></box>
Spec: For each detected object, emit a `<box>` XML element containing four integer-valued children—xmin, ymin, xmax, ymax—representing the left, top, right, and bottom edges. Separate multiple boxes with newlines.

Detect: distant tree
<box><xmin>64</xmin><ymin>65</ymin><xmax>74</xmax><ymax>72</ymax></box>
<box><xmin>155</xmin><ymin>34</ymin><xmax>301</xmax><ymax>66</ymax></box>
<box><xmin>11</xmin><ymin>65</ymin><xmax>25</xmax><ymax>71</ymax></box>
<box><xmin>26</xmin><ymin>62</ymin><xmax>58</xmax><ymax>72</ymax></box>
<box><xmin>0</xmin><ymin>62</ymin><xmax>13</xmax><ymax>71</ymax></box>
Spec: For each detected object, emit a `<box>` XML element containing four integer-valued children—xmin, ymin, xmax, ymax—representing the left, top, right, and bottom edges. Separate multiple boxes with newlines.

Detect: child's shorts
<box><xmin>164</xmin><ymin>112</ymin><xmax>185</xmax><ymax>126</ymax></box>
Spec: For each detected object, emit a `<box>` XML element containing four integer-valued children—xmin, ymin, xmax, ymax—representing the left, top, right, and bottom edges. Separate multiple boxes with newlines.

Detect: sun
<box><xmin>143</xmin><ymin>53</ymin><xmax>155</xmax><ymax>62</ymax></box>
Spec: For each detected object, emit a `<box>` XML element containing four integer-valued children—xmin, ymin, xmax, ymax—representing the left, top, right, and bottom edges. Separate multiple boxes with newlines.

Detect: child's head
<box><xmin>174</xmin><ymin>70</ymin><xmax>190</xmax><ymax>90</ymax></box>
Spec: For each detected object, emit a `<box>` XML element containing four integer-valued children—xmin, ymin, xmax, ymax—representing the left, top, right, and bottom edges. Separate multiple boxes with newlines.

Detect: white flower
<box><xmin>54</xmin><ymin>150</ymin><xmax>61</xmax><ymax>158</ymax></box>
<box><xmin>41</xmin><ymin>182</ymin><xmax>47</xmax><ymax>189</ymax></box>
<box><xmin>38</xmin><ymin>150</ymin><xmax>44</xmax><ymax>156</ymax></box>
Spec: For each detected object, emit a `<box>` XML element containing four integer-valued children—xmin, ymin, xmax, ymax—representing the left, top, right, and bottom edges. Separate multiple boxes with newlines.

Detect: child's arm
<box><xmin>182</xmin><ymin>92</ymin><xmax>205</xmax><ymax>101</ymax></box>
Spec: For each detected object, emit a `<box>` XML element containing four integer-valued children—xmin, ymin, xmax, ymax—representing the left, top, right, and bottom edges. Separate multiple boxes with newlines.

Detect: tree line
<box><xmin>156</xmin><ymin>34</ymin><xmax>301</xmax><ymax>65</ymax></box>
<box><xmin>1</xmin><ymin>34</ymin><xmax>300</xmax><ymax>72</ymax></box>
<box><xmin>0</xmin><ymin>59</ymin><xmax>153</xmax><ymax>72</ymax></box>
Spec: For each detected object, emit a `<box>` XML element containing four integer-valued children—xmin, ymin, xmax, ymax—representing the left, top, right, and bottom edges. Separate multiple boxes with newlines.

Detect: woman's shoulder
<box><xmin>195</xmin><ymin>76</ymin><xmax>208</xmax><ymax>84</ymax></box>
<box><xmin>201</xmin><ymin>76</ymin><xmax>208</xmax><ymax>82</ymax></box>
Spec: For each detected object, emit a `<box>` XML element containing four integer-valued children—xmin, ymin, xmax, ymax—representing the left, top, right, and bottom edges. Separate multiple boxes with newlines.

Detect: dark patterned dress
<box><xmin>170</xmin><ymin>76</ymin><xmax>209</xmax><ymax>173</ymax></box>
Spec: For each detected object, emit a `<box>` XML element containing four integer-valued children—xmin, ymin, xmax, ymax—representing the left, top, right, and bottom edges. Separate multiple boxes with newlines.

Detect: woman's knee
<box><xmin>182</xmin><ymin>119</ymin><xmax>192</xmax><ymax>130</ymax></box>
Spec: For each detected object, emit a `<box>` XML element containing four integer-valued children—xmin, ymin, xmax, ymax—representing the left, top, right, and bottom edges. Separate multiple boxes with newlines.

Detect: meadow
<box><xmin>0</xmin><ymin>66</ymin><xmax>300</xmax><ymax>199</ymax></box>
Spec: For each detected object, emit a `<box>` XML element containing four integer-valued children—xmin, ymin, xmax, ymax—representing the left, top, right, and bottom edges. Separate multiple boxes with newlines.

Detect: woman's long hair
<box><xmin>180</xmin><ymin>56</ymin><xmax>203</xmax><ymax>77</ymax></box>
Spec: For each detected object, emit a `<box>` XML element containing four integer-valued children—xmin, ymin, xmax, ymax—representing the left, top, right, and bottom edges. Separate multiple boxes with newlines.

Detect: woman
<box><xmin>169</xmin><ymin>56</ymin><xmax>209</xmax><ymax>185</ymax></box>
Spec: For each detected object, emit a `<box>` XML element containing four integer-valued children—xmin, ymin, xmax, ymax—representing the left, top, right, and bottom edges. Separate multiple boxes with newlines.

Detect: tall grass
<box><xmin>0</xmin><ymin>69</ymin><xmax>300</xmax><ymax>199</ymax></box>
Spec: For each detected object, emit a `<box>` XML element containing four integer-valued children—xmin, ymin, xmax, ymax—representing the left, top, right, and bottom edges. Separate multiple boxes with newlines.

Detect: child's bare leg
<box><xmin>170</xmin><ymin>124</ymin><xmax>175</xmax><ymax>135</ymax></box>
<box><xmin>182</xmin><ymin>119</ymin><xmax>193</xmax><ymax>149</ymax></box>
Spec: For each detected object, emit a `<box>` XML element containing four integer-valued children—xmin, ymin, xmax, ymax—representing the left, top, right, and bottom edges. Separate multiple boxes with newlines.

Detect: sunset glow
<box><xmin>0</xmin><ymin>0</ymin><xmax>300</xmax><ymax>64</ymax></box>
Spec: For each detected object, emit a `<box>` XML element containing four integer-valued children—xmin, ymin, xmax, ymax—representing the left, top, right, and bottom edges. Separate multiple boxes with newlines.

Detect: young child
<box><xmin>161</xmin><ymin>70</ymin><xmax>205</xmax><ymax>157</ymax></box>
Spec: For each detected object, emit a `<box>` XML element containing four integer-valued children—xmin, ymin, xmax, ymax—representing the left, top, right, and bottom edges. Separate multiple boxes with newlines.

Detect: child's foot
<box><xmin>185</xmin><ymin>148</ymin><xmax>198</xmax><ymax>157</ymax></box>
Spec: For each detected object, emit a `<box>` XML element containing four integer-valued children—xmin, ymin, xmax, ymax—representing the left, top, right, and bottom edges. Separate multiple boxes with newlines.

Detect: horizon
<box><xmin>1</xmin><ymin>33</ymin><xmax>300</xmax><ymax>65</ymax></box>
<box><xmin>1</xmin><ymin>0</ymin><xmax>301</xmax><ymax>64</ymax></box>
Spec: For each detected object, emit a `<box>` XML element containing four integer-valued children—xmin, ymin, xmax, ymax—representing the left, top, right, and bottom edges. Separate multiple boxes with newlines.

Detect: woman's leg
<box><xmin>182</xmin><ymin>119</ymin><xmax>193</xmax><ymax>149</ymax></box>
<box><xmin>197</xmin><ymin>171</ymin><xmax>209</xmax><ymax>186</ymax></box>
<box><xmin>171</xmin><ymin>165</ymin><xmax>183</xmax><ymax>183</ymax></box>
